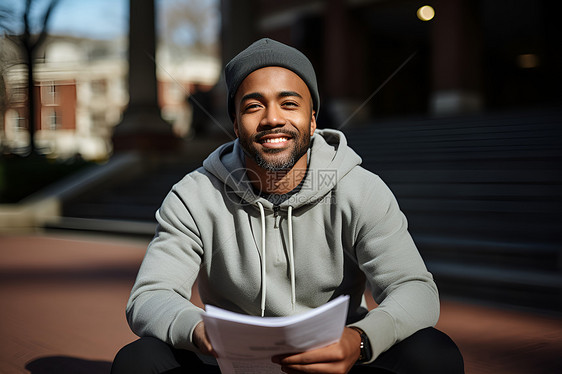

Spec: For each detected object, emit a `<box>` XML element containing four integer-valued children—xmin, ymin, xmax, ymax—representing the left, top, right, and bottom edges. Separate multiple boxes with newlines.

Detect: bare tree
<box><xmin>0</xmin><ymin>5</ymin><xmax>15</xmax><ymax>147</ymax></box>
<box><xmin>4</xmin><ymin>0</ymin><xmax>61</xmax><ymax>156</ymax></box>
<box><xmin>160</xmin><ymin>0</ymin><xmax>219</xmax><ymax>56</ymax></box>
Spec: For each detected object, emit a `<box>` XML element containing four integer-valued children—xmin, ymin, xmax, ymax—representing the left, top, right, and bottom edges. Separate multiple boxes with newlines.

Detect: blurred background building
<box><xmin>0</xmin><ymin>33</ymin><xmax>219</xmax><ymax>159</ymax></box>
<box><xmin>0</xmin><ymin>0</ymin><xmax>221</xmax><ymax>158</ymax></box>
<box><xmin>2</xmin><ymin>0</ymin><xmax>560</xmax><ymax>158</ymax></box>
<box><xmin>1</xmin><ymin>35</ymin><xmax>128</xmax><ymax>159</ymax></box>
<box><xmin>220</xmin><ymin>0</ymin><xmax>561</xmax><ymax>125</ymax></box>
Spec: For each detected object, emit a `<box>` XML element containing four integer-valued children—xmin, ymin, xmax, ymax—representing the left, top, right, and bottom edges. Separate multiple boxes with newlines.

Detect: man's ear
<box><xmin>233</xmin><ymin>117</ymin><xmax>239</xmax><ymax>137</ymax></box>
<box><xmin>310</xmin><ymin>111</ymin><xmax>317</xmax><ymax>135</ymax></box>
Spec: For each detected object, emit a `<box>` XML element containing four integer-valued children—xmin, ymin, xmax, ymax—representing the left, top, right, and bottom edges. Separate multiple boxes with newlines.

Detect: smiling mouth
<box><xmin>256</xmin><ymin>131</ymin><xmax>294</xmax><ymax>147</ymax></box>
<box><xmin>261</xmin><ymin>137</ymin><xmax>289</xmax><ymax>144</ymax></box>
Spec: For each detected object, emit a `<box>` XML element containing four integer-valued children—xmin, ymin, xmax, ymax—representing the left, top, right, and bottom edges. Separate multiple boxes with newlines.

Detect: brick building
<box><xmin>1</xmin><ymin>34</ymin><xmax>220</xmax><ymax>159</ymax></box>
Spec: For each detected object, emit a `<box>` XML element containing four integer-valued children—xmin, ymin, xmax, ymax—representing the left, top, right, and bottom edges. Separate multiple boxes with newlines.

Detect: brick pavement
<box><xmin>0</xmin><ymin>234</ymin><xmax>560</xmax><ymax>373</ymax></box>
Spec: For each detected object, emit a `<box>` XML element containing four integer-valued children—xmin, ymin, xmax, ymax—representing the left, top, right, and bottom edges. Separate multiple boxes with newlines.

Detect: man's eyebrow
<box><xmin>279</xmin><ymin>91</ymin><xmax>303</xmax><ymax>99</ymax></box>
<box><xmin>240</xmin><ymin>92</ymin><xmax>265</xmax><ymax>102</ymax></box>
<box><xmin>240</xmin><ymin>91</ymin><xmax>303</xmax><ymax>102</ymax></box>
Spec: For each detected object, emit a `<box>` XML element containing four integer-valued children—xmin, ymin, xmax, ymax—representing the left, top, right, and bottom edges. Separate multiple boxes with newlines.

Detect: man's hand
<box><xmin>271</xmin><ymin>327</ymin><xmax>362</xmax><ymax>374</ymax></box>
<box><xmin>193</xmin><ymin>321</ymin><xmax>217</xmax><ymax>357</ymax></box>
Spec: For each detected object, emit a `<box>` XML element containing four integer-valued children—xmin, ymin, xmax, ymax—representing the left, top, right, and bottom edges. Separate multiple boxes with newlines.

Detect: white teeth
<box><xmin>263</xmin><ymin>138</ymin><xmax>288</xmax><ymax>143</ymax></box>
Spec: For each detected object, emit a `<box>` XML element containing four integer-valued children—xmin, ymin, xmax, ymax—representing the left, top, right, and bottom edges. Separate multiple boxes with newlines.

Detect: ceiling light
<box><xmin>417</xmin><ymin>5</ymin><xmax>435</xmax><ymax>21</ymax></box>
<box><xmin>517</xmin><ymin>54</ymin><xmax>540</xmax><ymax>69</ymax></box>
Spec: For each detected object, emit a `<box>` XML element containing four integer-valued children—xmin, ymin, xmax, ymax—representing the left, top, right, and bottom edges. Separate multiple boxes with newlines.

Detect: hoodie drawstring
<box><xmin>257</xmin><ymin>202</ymin><xmax>267</xmax><ymax>317</ymax></box>
<box><xmin>287</xmin><ymin>206</ymin><xmax>296</xmax><ymax>311</ymax></box>
<box><xmin>256</xmin><ymin>203</ymin><xmax>296</xmax><ymax>317</ymax></box>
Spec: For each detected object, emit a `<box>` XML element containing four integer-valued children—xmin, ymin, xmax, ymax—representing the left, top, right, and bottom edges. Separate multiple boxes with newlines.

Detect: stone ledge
<box><xmin>0</xmin><ymin>152</ymin><xmax>143</xmax><ymax>232</ymax></box>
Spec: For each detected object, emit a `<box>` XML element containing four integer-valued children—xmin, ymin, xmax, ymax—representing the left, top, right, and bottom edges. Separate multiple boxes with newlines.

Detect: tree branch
<box><xmin>23</xmin><ymin>0</ymin><xmax>32</xmax><ymax>46</ymax></box>
<box><xmin>34</xmin><ymin>0</ymin><xmax>62</xmax><ymax>49</ymax></box>
<box><xmin>0</xmin><ymin>6</ymin><xmax>16</xmax><ymax>35</ymax></box>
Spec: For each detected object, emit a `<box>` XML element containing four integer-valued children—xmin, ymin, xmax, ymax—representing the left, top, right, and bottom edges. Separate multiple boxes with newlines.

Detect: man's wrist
<box><xmin>349</xmin><ymin>326</ymin><xmax>372</xmax><ymax>364</ymax></box>
<box><xmin>193</xmin><ymin>321</ymin><xmax>207</xmax><ymax>351</ymax></box>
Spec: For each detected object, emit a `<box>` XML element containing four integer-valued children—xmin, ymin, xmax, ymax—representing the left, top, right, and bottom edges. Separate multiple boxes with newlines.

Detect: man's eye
<box><xmin>283</xmin><ymin>101</ymin><xmax>298</xmax><ymax>107</ymax></box>
<box><xmin>245</xmin><ymin>103</ymin><xmax>261</xmax><ymax>110</ymax></box>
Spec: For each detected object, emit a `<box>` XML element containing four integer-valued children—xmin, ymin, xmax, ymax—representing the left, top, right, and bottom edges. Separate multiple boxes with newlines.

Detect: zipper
<box><xmin>273</xmin><ymin>206</ymin><xmax>281</xmax><ymax>229</ymax></box>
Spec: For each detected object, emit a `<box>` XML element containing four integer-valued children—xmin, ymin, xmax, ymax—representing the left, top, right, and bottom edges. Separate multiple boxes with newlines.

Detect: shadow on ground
<box><xmin>25</xmin><ymin>356</ymin><xmax>112</xmax><ymax>374</ymax></box>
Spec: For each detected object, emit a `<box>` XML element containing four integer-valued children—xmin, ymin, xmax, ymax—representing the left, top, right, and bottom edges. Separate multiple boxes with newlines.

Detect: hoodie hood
<box><xmin>203</xmin><ymin>129</ymin><xmax>362</xmax><ymax>210</ymax></box>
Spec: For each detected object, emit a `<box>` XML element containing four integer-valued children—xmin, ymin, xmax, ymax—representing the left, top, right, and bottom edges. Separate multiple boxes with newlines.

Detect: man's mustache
<box><xmin>254</xmin><ymin>129</ymin><xmax>299</xmax><ymax>142</ymax></box>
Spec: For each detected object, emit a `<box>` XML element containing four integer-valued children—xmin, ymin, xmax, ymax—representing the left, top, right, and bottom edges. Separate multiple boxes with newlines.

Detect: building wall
<box><xmin>37</xmin><ymin>81</ymin><xmax>76</xmax><ymax>131</ymax></box>
<box><xmin>223</xmin><ymin>0</ymin><xmax>562</xmax><ymax>122</ymax></box>
<box><xmin>1</xmin><ymin>35</ymin><xmax>221</xmax><ymax>159</ymax></box>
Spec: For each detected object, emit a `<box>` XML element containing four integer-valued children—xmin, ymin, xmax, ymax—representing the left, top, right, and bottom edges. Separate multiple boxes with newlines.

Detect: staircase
<box><xmin>48</xmin><ymin>138</ymin><xmax>227</xmax><ymax>236</ymax></box>
<box><xmin>345</xmin><ymin>106</ymin><xmax>562</xmax><ymax>314</ymax></box>
<box><xmin>68</xmin><ymin>161</ymin><xmax>198</xmax><ymax>221</ymax></box>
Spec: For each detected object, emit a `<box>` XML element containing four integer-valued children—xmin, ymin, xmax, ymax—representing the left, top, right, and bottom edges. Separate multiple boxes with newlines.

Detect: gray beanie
<box><xmin>224</xmin><ymin>38</ymin><xmax>319</xmax><ymax>121</ymax></box>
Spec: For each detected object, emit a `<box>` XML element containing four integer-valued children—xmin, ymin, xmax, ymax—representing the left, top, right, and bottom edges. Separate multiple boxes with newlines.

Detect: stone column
<box><xmin>430</xmin><ymin>0</ymin><xmax>483</xmax><ymax>115</ymax></box>
<box><xmin>323</xmin><ymin>0</ymin><xmax>366</xmax><ymax>127</ymax></box>
<box><xmin>204</xmin><ymin>0</ymin><xmax>258</xmax><ymax>134</ymax></box>
<box><xmin>112</xmin><ymin>0</ymin><xmax>179</xmax><ymax>152</ymax></box>
<box><xmin>220</xmin><ymin>0</ymin><xmax>257</xmax><ymax>65</ymax></box>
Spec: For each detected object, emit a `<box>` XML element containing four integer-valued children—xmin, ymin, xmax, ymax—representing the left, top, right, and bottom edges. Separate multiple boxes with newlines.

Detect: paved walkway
<box><xmin>1</xmin><ymin>233</ymin><xmax>560</xmax><ymax>373</ymax></box>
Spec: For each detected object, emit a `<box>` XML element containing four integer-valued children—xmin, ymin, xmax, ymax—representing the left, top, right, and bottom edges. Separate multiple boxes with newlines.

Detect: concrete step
<box><xmin>61</xmin><ymin>160</ymin><xmax>200</xmax><ymax>222</ymax></box>
<box><xmin>344</xmin><ymin>107</ymin><xmax>562</xmax><ymax>313</ymax></box>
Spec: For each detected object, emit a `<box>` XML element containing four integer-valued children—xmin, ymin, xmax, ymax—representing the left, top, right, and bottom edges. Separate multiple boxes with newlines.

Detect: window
<box><xmin>13</xmin><ymin>86</ymin><xmax>27</xmax><ymax>103</ymax></box>
<box><xmin>42</xmin><ymin>82</ymin><xmax>59</xmax><ymax>105</ymax></box>
<box><xmin>91</xmin><ymin>79</ymin><xmax>107</xmax><ymax>96</ymax></box>
<box><xmin>15</xmin><ymin>112</ymin><xmax>26</xmax><ymax>131</ymax></box>
<box><xmin>91</xmin><ymin>111</ymin><xmax>106</xmax><ymax>127</ymax></box>
<box><xmin>48</xmin><ymin>109</ymin><xmax>61</xmax><ymax>130</ymax></box>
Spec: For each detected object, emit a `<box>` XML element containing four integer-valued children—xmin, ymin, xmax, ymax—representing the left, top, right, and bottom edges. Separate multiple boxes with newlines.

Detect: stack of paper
<box><xmin>202</xmin><ymin>295</ymin><xmax>350</xmax><ymax>374</ymax></box>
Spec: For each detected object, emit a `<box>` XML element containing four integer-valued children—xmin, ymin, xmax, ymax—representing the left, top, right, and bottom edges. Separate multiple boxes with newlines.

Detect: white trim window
<box><xmin>48</xmin><ymin>109</ymin><xmax>61</xmax><ymax>130</ymax></box>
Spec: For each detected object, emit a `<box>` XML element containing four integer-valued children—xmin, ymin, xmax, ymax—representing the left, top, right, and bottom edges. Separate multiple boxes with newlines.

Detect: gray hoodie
<box><xmin>126</xmin><ymin>129</ymin><xmax>439</xmax><ymax>363</ymax></box>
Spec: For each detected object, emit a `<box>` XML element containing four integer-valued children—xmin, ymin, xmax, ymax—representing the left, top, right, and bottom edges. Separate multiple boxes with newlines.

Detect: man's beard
<box><xmin>240</xmin><ymin>128</ymin><xmax>311</xmax><ymax>172</ymax></box>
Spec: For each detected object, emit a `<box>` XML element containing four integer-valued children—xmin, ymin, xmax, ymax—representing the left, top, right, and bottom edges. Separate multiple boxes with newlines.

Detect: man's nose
<box><xmin>260</xmin><ymin>105</ymin><xmax>286</xmax><ymax>127</ymax></box>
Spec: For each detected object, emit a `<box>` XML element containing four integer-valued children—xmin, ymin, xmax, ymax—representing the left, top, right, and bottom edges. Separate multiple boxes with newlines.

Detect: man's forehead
<box><xmin>236</xmin><ymin>66</ymin><xmax>311</xmax><ymax>98</ymax></box>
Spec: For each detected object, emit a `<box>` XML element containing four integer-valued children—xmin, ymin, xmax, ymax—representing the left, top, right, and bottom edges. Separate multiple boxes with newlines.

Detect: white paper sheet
<box><xmin>202</xmin><ymin>295</ymin><xmax>350</xmax><ymax>374</ymax></box>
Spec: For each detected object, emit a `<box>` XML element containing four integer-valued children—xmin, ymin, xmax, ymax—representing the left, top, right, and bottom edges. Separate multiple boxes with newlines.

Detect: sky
<box><xmin>2</xmin><ymin>0</ymin><xmax>220</xmax><ymax>45</ymax></box>
<box><xmin>48</xmin><ymin>0</ymin><xmax>128</xmax><ymax>39</ymax></box>
<box><xmin>3</xmin><ymin>0</ymin><xmax>129</xmax><ymax>40</ymax></box>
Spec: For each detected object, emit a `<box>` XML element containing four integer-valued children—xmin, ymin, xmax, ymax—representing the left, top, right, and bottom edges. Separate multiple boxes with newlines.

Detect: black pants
<box><xmin>111</xmin><ymin>327</ymin><xmax>464</xmax><ymax>374</ymax></box>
